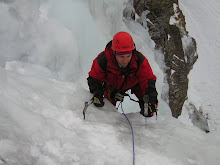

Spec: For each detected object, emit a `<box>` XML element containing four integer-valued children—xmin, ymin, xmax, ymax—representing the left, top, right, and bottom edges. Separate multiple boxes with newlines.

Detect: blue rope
<box><xmin>118</xmin><ymin>102</ymin><xmax>135</xmax><ymax>165</ymax></box>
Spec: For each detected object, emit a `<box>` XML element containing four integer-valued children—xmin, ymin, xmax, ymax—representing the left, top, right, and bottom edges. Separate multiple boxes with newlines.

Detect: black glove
<box><xmin>145</xmin><ymin>79</ymin><xmax>158</xmax><ymax>105</ymax></box>
<box><xmin>93</xmin><ymin>90</ymin><xmax>104</xmax><ymax>107</ymax></box>
<box><xmin>110</xmin><ymin>90</ymin><xmax>124</xmax><ymax>102</ymax></box>
<box><xmin>140</xmin><ymin>95</ymin><xmax>157</xmax><ymax>117</ymax></box>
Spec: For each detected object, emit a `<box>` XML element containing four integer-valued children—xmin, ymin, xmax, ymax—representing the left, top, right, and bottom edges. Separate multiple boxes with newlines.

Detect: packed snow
<box><xmin>179</xmin><ymin>0</ymin><xmax>220</xmax><ymax>131</ymax></box>
<box><xmin>0</xmin><ymin>0</ymin><xmax>220</xmax><ymax>165</ymax></box>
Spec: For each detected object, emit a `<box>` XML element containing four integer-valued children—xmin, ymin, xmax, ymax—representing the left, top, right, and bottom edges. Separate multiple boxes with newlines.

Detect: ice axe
<box><xmin>83</xmin><ymin>98</ymin><xmax>94</xmax><ymax>120</ymax></box>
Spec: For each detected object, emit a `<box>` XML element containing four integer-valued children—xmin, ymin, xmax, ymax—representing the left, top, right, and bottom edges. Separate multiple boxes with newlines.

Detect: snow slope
<box><xmin>1</xmin><ymin>67</ymin><xmax>220</xmax><ymax>165</ymax></box>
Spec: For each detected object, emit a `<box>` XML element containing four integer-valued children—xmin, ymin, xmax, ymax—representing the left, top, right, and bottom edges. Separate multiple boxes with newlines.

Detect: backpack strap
<box><xmin>96</xmin><ymin>40</ymin><xmax>113</xmax><ymax>72</ymax></box>
<box><xmin>105</xmin><ymin>40</ymin><xmax>112</xmax><ymax>49</ymax></box>
<box><xmin>135</xmin><ymin>51</ymin><xmax>145</xmax><ymax>68</ymax></box>
<box><xmin>97</xmin><ymin>52</ymin><xmax>107</xmax><ymax>72</ymax></box>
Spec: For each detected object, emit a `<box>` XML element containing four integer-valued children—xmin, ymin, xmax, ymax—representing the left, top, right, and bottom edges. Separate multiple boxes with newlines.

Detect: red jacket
<box><xmin>89</xmin><ymin>42</ymin><xmax>156</xmax><ymax>100</ymax></box>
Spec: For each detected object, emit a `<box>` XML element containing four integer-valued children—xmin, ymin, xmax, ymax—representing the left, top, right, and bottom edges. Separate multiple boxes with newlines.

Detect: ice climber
<box><xmin>87</xmin><ymin>31</ymin><xmax>158</xmax><ymax>117</ymax></box>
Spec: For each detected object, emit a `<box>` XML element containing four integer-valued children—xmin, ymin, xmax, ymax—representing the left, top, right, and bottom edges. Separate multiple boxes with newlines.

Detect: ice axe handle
<box><xmin>83</xmin><ymin>101</ymin><xmax>89</xmax><ymax>120</ymax></box>
<box><xmin>83</xmin><ymin>98</ymin><xmax>94</xmax><ymax>120</ymax></box>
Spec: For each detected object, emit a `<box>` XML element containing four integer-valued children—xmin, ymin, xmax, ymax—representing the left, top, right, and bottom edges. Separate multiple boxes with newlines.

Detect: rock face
<box><xmin>132</xmin><ymin>0</ymin><xmax>198</xmax><ymax>118</ymax></box>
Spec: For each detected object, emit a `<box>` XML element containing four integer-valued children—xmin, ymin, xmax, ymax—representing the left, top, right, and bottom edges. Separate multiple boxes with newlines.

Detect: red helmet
<box><xmin>112</xmin><ymin>32</ymin><xmax>135</xmax><ymax>52</ymax></box>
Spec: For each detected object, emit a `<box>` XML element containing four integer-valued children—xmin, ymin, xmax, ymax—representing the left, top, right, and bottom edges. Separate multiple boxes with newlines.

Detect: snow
<box><xmin>181</xmin><ymin>35</ymin><xmax>193</xmax><ymax>63</ymax></box>
<box><xmin>169</xmin><ymin>3</ymin><xmax>179</xmax><ymax>25</ymax></box>
<box><xmin>179</xmin><ymin>0</ymin><xmax>220</xmax><ymax>131</ymax></box>
<box><xmin>0</xmin><ymin>0</ymin><xmax>220</xmax><ymax>164</ymax></box>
